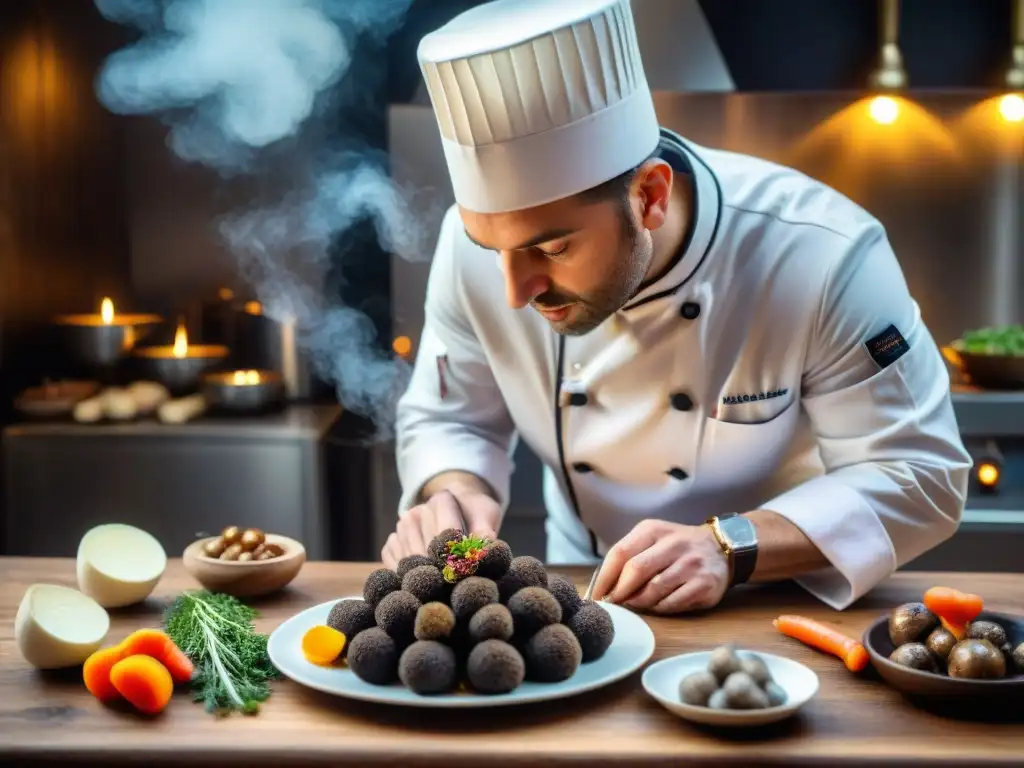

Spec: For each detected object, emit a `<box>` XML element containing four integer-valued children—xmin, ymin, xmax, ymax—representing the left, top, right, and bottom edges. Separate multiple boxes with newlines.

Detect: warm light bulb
<box><xmin>393</xmin><ymin>336</ymin><xmax>412</xmax><ymax>357</ymax></box>
<box><xmin>100</xmin><ymin>298</ymin><xmax>114</xmax><ymax>324</ymax></box>
<box><xmin>999</xmin><ymin>93</ymin><xmax>1024</xmax><ymax>123</ymax></box>
<box><xmin>232</xmin><ymin>370</ymin><xmax>260</xmax><ymax>385</ymax></box>
<box><xmin>869</xmin><ymin>96</ymin><xmax>899</xmax><ymax>125</ymax></box>
<box><xmin>977</xmin><ymin>462</ymin><xmax>1000</xmax><ymax>487</ymax></box>
<box><xmin>172</xmin><ymin>323</ymin><xmax>188</xmax><ymax>358</ymax></box>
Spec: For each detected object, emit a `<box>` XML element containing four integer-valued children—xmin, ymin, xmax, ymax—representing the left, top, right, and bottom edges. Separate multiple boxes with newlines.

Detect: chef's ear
<box><xmin>632</xmin><ymin>159</ymin><xmax>673</xmax><ymax>232</ymax></box>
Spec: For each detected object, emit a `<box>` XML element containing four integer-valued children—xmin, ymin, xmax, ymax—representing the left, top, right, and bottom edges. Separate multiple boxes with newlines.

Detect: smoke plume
<box><xmin>93</xmin><ymin>0</ymin><xmax>423</xmax><ymax>433</ymax></box>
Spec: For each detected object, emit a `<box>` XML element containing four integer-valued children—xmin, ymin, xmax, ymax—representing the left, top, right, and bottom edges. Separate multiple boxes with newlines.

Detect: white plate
<box><xmin>268</xmin><ymin>596</ymin><xmax>655</xmax><ymax>708</ymax></box>
<box><xmin>642</xmin><ymin>651</ymin><xmax>819</xmax><ymax>727</ymax></box>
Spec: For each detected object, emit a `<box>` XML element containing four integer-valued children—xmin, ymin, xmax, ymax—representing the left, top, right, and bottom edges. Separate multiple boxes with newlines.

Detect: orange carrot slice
<box><xmin>773</xmin><ymin>614</ymin><xmax>869</xmax><ymax>672</ymax></box>
<box><xmin>302</xmin><ymin>625</ymin><xmax>347</xmax><ymax>666</ymax></box>
<box><xmin>83</xmin><ymin>646</ymin><xmax>126</xmax><ymax>702</ymax></box>
<box><xmin>923</xmin><ymin>586</ymin><xmax>983</xmax><ymax>633</ymax></box>
<box><xmin>119</xmin><ymin>628</ymin><xmax>194</xmax><ymax>685</ymax></box>
<box><xmin>110</xmin><ymin>654</ymin><xmax>174</xmax><ymax>715</ymax></box>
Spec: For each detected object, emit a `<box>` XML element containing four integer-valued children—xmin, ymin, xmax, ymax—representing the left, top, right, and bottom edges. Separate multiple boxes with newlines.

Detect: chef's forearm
<box><xmin>419</xmin><ymin>470</ymin><xmax>497</xmax><ymax>504</ymax></box>
<box><xmin>741</xmin><ymin>509</ymin><xmax>831</xmax><ymax>583</ymax></box>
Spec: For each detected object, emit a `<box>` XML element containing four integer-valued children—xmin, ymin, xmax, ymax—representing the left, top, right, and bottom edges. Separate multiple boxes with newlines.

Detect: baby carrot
<box><xmin>83</xmin><ymin>646</ymin><xmax>125</xmax><ymax>702</ymax></box>
<box><xmin>773</xmin><ymin>614</ymin><xmax>870</xmax><ymax>673</ymax></box>
<box><xmin>923</xmin><ymin>586</ymin><xmax>983</xmax><ymax>638</ymax></box>
<box><xmin>119</xmin><ymin>628</ymin><xmax>194</xmax><ymax>684</ymax></box>
<box><xmin>110</xmin><ymin>654</ymin><xmax>174</xmax><ymax>715</ymax></box>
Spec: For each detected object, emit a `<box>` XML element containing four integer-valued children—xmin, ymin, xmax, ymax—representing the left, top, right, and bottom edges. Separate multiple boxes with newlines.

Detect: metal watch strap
<box><xmin>708</xmin><ymin>513</ymin><xmax>758</xmax><ymax>587</ymax></box>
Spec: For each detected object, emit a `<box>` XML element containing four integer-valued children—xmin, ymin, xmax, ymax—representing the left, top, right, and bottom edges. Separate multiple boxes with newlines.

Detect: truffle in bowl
<box><xmin>183</xmin><ymin>529</ymin><xmax>305</xmax><ymax>597</ymax></box>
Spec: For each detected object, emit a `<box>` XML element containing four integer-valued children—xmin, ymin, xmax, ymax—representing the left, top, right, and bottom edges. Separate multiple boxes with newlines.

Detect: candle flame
<box><xmin>101</xmin><ymin>298</ymin><xmax>114</xmax><ymax>324</ymax></box>
<box><xmin>172</xmin><ymin>323</ymin><xmax>188</xmax><ymax>358</ymax></box>
<box><xmin>232</xmin><ymin>369</ymin><xmax>261</xmax><ymax>385</ymax></box>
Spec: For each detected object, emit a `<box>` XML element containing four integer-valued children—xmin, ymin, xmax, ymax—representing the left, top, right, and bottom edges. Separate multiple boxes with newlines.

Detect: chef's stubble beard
<box><xmin>549</xmin><ymin>205</ymin><xmax>653</xmax><ymax>337</ymax></box>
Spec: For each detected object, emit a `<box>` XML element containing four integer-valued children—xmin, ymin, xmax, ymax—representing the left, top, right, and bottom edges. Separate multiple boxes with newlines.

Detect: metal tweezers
<box><xmin>583</xmin><ymin>557</ymin><xmax>604</xmax><ymax>601</ymax></box>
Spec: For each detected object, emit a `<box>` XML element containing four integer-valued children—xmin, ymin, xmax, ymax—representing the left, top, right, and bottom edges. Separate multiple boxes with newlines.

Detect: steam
<box><xmin>93</xmin><ymin>0</ymin><xmax>422</xmax><ymax>433</ymax></box>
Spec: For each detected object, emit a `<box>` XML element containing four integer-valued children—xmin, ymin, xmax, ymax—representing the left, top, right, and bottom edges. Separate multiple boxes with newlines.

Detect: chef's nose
<box><xmin>499</xmin><ymin>251</ymin><xmax>549</xmax><ymax>309</ymax></box>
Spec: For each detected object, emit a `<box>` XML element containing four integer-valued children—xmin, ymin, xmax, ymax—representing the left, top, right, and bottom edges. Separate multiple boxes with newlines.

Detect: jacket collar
<box><xmin>620</xmin><ymin>129</ymin><xmax>722</xmax><ymax>313</ymax></box>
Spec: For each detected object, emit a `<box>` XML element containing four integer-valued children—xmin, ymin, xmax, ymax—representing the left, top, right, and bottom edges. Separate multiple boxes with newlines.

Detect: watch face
<box><xmin>720</xmin><ymin>515</ymin><xmax>757</xmax><ymax>550</ymax></box>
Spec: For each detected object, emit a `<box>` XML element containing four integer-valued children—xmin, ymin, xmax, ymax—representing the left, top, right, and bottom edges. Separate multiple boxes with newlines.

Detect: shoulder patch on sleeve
<box><xmin>865</xmin><ymin>324</ymin><xmax>910</xmax><ymax>369</ymax></box>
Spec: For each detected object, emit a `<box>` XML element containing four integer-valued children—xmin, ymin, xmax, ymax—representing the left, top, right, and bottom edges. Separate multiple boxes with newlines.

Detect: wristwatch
<box><xmin>705</xmin><ymin>513</ymin><xmax>758</xmax><ymax>587</ymax></box>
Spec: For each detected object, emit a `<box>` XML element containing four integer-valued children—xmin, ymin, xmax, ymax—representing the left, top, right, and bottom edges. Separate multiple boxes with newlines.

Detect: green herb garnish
<box><xmin>164</xmin><ymin>590</ymin><xmax>280</xmax><ymax>716</ymax></box>
<box><xmin>956</xmin><ymin>324</ymin><xmax>1024</xmax><ymax>356</ymax></box>
<box><xmin>441</xmin><ymin>534</ymin><xmax>491</xmax><ymax>583</ymax></box>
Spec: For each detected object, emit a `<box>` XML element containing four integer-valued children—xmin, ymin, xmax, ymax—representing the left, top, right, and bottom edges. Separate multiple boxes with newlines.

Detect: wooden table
<box><xmin>1</xmin><ymin>558</ymin><xmax>1022</xmax><ymax>766</ymax></box>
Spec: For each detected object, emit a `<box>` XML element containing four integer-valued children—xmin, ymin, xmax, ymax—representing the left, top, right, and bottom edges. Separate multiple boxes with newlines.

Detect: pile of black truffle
<box><xmin>323</xmin><ymin>529</ymin><xmax>615</xmax><ymax>695</ymax></box>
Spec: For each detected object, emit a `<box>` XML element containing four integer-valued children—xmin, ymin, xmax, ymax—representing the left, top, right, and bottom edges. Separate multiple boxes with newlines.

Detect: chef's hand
<box><xmin>591</xmin><ymin>519</ymin><xmax>730</xmax><ymax>614</ymax></box>
<box><xmin>381</xmin><ymin>486</ymin><xmax>501</xmax><ymax>569</ymax></box>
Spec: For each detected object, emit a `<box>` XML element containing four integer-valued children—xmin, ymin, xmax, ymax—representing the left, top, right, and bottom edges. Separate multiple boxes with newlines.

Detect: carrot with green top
<box><xmin>773</xmin><ymin>614</ymin><xmax>870</xmax><ymax>672</ymax></box>
<box><xmin>923</xmin><ymin>586</ymin><xmax>983</xmax><ymax>640</ymax></box>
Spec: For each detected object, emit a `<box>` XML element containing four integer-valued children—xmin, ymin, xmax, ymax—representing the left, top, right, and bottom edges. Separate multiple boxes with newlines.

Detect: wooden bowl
<box><xmin>863</xmin><ymin>610</ymin><xmax>1024</xmax><ymax>705</ymax></box>
<box><xmin>182</xmin><ymin>534</ymin><xmax>306</xmax><ymax>598</ymax></box>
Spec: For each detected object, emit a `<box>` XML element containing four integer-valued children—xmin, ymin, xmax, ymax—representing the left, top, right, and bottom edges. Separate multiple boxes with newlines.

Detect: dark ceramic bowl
<box><xmin>863</xmin><ymin>610</ymin><xmax>1024</xmax><ymax>703</ymax></box>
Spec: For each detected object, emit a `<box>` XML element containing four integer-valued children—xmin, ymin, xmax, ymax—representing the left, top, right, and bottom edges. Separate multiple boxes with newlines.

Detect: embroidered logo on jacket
<box><xmin>865</xmin><ymin>324</ymin><xmax>910</xmax><ymax>369</ymax></box>
<box><xmin>721</xmin><ymin>388</ymin><xmax>788</xmax><ymax>405</ymax></box>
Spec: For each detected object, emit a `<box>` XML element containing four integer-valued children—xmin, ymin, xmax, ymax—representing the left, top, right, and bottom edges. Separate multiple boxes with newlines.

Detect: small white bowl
<box><xmin>642</xmin><ymin>650</ymin><xmax>819</xmax><ymax>727</ymax></box>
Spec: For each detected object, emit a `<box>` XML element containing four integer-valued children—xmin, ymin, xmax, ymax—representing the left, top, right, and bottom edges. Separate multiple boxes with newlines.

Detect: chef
<box><xmin>383</xmin><ymin>0</ymin><xmax>972</xmax><ymax>612</ymax></box>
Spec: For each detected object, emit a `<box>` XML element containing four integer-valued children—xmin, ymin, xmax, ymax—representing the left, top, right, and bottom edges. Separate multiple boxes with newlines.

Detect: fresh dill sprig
<box><xmin>163</xmin><ymin>590</ymin><xmax>281</xmax><ymax>716</ymax></box>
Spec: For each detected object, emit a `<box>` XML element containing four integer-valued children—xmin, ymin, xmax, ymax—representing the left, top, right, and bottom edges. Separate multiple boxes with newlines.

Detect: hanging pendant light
<box><xmin>1000</xmin><ymin>0</ymin><xmax>1024</xmax><ymax>122</ymax></box>
<box><xmin>865</xmin><ymin>0</ymin><xmax>907</xmax><ymax>125</ymax></box>
<box><xmin>867</xmin><ymin>0</ymin><xmax>908</xmax><ymax>91</ymax></box>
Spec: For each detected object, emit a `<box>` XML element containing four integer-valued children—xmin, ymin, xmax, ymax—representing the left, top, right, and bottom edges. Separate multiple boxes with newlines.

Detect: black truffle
<box><xmin>524</xmin><ymin>624</ymin><xmax>582</xmax><ymax>682</ymax></box>
<box><xmin>547</xmin><ymin>574</ymin><xmax>583</xmax><ymax>620</ymax></box>
<box><xmin>508</xmin><ymin>586</ymin><xmax>562</xmax><ymax>637</ymax></box>
<box><xmin>397</xmin><ymin>555</ymin><xmax>435</xmax><ymax>580</ymax></box>
<box><xmin>362</xmin><ymin>568</ymin><xmax>402</xmax><ymax>609</ymax></box>
<box><xmin>476</xmin><ymin>539</ymin><xmax>513</xmax><ymax>580</ymax></box>
<box><xmin>415</xmin><ymin>601</ymin><xmax>456</xmax><ymax>641</ymax></box>
<box><xmin>467</xmin><ymin>639</ymin><xmax>526</xmax><ymax>694</ymax></box>
<box><xmin>326</xmin><ymin>599</ymin><xmax>376</xmax><ymax>650</ymax></box>
<box><xmin>450</xmin><ymin>576</ymin><xmax>499</xmax><ymax>621</ymax></box>
<box><xmin>468</xmin><ymin>603</ymin><xmax>514</xmax><ymax>643</ymax></box>
<box><xmin>402</xmin><ymin>565</ymin><xmax>447</xmax><ymax>604</ymax></box>
<box><xmin>347</xmin><ymin>627</ymin><xmax>398</xmax><ymax>685</ymax></box>
<box><xmin>398</xmin><ymin>640</ymin><xmax>458</xmax><ymax>694</ymax></box>
<box><xmin>497</xmin><ymin>556</ymin><xmax>548</xmax><ymax>603</ymax></box>
<box><xmin>375</xmin><ymin>590</ymin><xmax>421</xmax><ymax>647</ymax></box>
<box><xmin>568</xmin><ymin>601</ymin><xmax>615</xmax><ymax>662</ymax></box>
<box><xmin>428</xmin><ymin>528</ymin><xmax>464</xmax><ymax>566</ymax></box>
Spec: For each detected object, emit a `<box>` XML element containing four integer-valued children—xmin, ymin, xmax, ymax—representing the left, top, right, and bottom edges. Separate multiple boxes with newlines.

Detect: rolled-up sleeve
<box><xmin>395</xmin><ymin>207</ymin><xmax>517</xmax><ymax>516</ymax></box>
<box><xmin>762</xmin><ymin>226</ymin><xmax>972</xmax><ymax>610</ymax></box>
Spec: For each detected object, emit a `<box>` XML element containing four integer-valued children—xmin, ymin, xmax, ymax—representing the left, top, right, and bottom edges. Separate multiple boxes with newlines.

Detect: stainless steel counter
<box><xmin>2</xmin><ymin>405</ymin><xmax>341</xmax><ymax>559</ymax></box>
<box><xmin>952</xmin><ymin>390</ymin><xmax>1024</xmax><ymax>437</ymax></box>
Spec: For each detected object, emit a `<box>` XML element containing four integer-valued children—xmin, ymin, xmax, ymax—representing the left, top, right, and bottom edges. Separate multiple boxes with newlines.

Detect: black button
<box><xmin>572</xmin><ymin>462</ymin><xmax>594</xmax><ymax>473</ymax></box>
<box><xmin>680</xmin><ymin>302</ymin><xmax>700</xmax><ymax>320</ymax></box>
<box><xmin>666</xmin><ymin>467</ymin><xmax>689</xmax><ymax>480</ymax></box>
<box><xmin>568</xmin><ymin>392</ymin><xmax>588</xmax><ymax>407</ymax></box>
<box><xmin>670</xmin><ymin>392</ymin><xmax>693</xmax><ymax>411</ymax></box>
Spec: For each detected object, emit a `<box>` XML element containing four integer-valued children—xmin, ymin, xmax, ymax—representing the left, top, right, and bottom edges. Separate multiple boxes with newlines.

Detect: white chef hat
<box><xmin>417</xmin><ymin>0</ymin><xmax>660</xmax><ymax>214</ymax></box>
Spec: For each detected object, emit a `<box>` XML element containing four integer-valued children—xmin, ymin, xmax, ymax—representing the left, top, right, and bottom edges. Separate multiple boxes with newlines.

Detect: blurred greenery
<box><xmin>955</xmin><ymin>325</ymin><xmax>1024</xmax><ymax>356</ymax></box>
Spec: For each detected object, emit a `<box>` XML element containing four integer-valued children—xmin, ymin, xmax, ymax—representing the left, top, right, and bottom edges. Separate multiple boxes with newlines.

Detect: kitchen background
<box><xmin>0</xmin><ymin>0</ymin><xmax>1021</xmax><ymax>570</ymax></box>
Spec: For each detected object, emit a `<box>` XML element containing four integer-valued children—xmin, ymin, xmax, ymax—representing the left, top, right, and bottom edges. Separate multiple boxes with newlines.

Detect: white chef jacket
<box><xmin>395</xmin><ymin>128</ymin><xmax>972</xmax><ymax>611</ymax></box>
